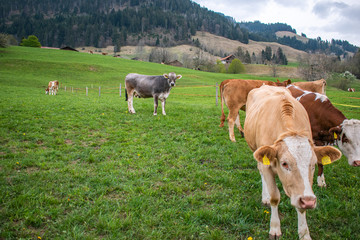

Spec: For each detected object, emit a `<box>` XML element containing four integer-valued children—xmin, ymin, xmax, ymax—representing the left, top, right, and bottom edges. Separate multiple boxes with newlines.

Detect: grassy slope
<box><xmin>0</xmin><ymin>47</ymin><xmax>359</xmax><ymax>239</ymax></box>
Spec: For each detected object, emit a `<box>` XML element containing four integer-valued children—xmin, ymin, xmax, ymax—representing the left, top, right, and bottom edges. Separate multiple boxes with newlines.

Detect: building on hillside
<box><xmin>60</xmin><ymin>46</ymin><xmax>78</xmax><ymax>52</ymax></box>
<box><xmin>167</xmin><ymin>60</ymin><xmax>183</xmax><ymax>67</ymax></box>
<box><xmin>220</xmin><ymin>54</ymin><xmax>236</xmax><ymax>64</ymax></box>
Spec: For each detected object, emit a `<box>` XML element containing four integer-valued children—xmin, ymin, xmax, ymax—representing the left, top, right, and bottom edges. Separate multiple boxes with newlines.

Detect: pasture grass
<box><xmin>0</xmin><ymin>46</ymin><xmax>359</xmax><ymax>239</ymax></box>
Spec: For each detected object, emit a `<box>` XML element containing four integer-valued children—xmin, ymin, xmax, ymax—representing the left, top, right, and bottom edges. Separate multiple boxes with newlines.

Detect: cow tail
<box><xmin>125</xmin><ymin>88</ymin><xmax>128</xmax><ymax>101</ymax></box>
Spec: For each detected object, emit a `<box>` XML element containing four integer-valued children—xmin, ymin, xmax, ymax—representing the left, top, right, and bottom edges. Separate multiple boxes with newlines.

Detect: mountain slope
<box><xmin>0</xmin><ymin>0</ymin><xmax>357</xmax><ymax>55</ymax></box>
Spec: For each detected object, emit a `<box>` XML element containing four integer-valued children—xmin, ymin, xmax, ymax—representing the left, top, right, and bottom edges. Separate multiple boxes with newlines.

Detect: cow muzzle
<box><xmin>299</xmin><ymin>196</ymin><xmax>317</xmax><ymax>209</ymax></box>
<box><xmin>352</xmin><ymin>160</ymin><xmax>360</xmax><ymax>167</ymax></box>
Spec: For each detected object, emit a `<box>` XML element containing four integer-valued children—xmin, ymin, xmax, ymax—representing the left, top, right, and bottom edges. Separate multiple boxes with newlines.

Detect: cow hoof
<box><xmin>153</xmin><ymin>113</ymin><xmax>157</xmax><ymax>116</ymax></box>
<box><xmin>230</xmin><ymin>138</ymin><xmax>236</xmax><ymax>142</ymax></box>
<box><xmin>269</xmin><ymin>233</ymin><xmax>282</xmax><ymax>240</ymax></box>
<box><xmin>262</xmin><ymin>200</ymin><xmax>271</xmax><ymax>207</ymax></box>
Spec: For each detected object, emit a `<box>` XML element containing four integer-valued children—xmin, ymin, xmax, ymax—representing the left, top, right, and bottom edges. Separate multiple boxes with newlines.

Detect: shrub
<box><xmin>327</xmin><ymin>71</ymin><xmax>356</xmax><ymax>90</ymax></box>
<box><xmin>228</xmin><ymin>58</ymin><xmax>245</xmax><ymax>74</ymax></box>
<box><xmin>0</xmin><ymin>33</ymin><xmax>9</xmax><ymax>48</ymax></box>
<box><xmin>20</xmin><ymin>35</ymin><xmax>41</xmax><ymax>48</ymax></box>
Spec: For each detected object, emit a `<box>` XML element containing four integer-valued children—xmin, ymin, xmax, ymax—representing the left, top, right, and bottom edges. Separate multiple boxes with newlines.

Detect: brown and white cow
<box><xmin>45</xmin><ymin>80</ymin><xmax>59</xmax><ymax>95</ymax></box>
<box><xmin>244</xmin><ymin>85</ymin><xmax>341</xmax><ymax>240</ymax></box>
<box><xmin>287</xmin><ymin>84</ymin><xmax>360</xmax><ymax>187</ymax></box>
<box><xmin>219</xmin><ymin>79</ymin><xmax>291</xmax><ymax>142</ymax></box>
<box><xmin>348</xmin><ymin>88</ymin><xmax>355</xmax><ymax>92</ymax></box>
<box><xmin>293</xmin><ymin>79</ymin><xmax>326</xmax><ymax>95</ymax></box>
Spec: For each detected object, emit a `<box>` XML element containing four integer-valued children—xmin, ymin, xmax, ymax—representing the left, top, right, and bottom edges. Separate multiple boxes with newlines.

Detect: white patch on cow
<box><xmin>338</xmin><ymin>119</ymin><xmax>360</xmax><ymax>166</ymax></box>
<box><xmin>159</xmin><ymin>91</ymin><xmax>170</xmax><ymax>100</ymax></box>
<box><xmin>283</xmin><ymin>136</ymin><xmax>314</xmax><ymax>198</ymax></box>
<box><xmin>295</xmin><ymin>91</ymin><xmax>328</xmax><ymax>103</ymax></box>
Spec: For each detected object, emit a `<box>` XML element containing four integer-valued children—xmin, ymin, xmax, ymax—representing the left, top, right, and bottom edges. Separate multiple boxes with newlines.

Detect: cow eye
<box><xmin>342</xmin><ymin>134</ymin><xmax>349</xmax><ymax>143</ymax></box>
<box><xmin>281</xmin><ymin>162</ymin><xmax>290</xmax><ymax>170</ymax></box>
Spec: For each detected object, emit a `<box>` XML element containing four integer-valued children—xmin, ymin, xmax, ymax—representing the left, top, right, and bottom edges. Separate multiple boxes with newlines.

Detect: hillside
<box><xmin>0</xmin><ymin>0</ymin><xmax>358</xmax><ymax>56</ymax></box>
<box><xmin>1</xmin><ymin>46</ymin><xmax>360</xmax><ymax>240</ymax></box>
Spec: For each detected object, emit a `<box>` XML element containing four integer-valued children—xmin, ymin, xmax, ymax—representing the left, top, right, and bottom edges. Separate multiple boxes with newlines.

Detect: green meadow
<box><xmin>0</xmin><ymin>46</ymin><xmax>359</xmax><ymax>239</ymax></box>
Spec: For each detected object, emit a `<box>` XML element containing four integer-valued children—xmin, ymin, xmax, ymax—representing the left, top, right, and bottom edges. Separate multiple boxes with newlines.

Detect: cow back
<box><xmin>245</xmin><ymin>85</ymin><xmax>311</xmax><ymax>150</ymax></box>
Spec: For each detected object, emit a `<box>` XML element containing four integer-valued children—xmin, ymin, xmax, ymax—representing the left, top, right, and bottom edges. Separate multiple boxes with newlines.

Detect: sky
<box><xmin>192</xmin><ymin>0</ymin><xmax>360</xmax><ymax>47</ymax></box>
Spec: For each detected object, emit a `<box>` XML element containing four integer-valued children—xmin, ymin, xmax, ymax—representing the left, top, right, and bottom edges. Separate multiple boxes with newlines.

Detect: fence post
<box><xmin>216</xmin><ymin>83</ymin><xmax>218</xmax><ymax>106</ymax></box>
<box><xmin>86</xmin><ymin>87</ymin><xmax>88</xmax><ymax>96</ymax></box>
<box><xmin>65</xmin><ymin>86</ymin><xmax>66</xmax><ymax>92</ymax></box>
<box><xmin>99</xmin><ymin>86</ymin><xmax>101</xmax><ymax>97</ymax></box>
<box><xmin>119</xmin><ymin>83</ymin><xmax>122</xmax><ymax>97</ymax></box>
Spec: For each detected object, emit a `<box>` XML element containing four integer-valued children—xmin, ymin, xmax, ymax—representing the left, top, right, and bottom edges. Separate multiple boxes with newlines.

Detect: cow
<box><xmin>292</xmin><ymin>79</ymin><xmax>326</xmax><ymax>95</ymax></box>
<box><xmin>125</xmin><ymin>72</ymin><xmax>182</xmax><ymax>115</ymax></box>
<box><xmin>348</xmin><ymin>88</ymin><xmax>355</xmax><ymax>92</ymax></box>
<box><xmin>219</xmin><ymin>79</ymin><xmax>291</xmax><ymax>142</ymax></box>
<box><xmin>244</xmin><ymin>85</ymin><xmax>341</xmax><ymax>240</ymax></box>
<box><xmin>287</xmin><ymin>84</ymin><xmax>360</xmax><ymax>187</ymax></box>
<box><xmin>45</xmin><ymin>80</ymin><xmax>59</xmax><ymax>95</ymax></box>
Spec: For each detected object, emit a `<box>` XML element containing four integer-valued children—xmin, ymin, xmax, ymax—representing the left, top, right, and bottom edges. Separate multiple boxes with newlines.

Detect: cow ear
<box><xmin>254</xmin><ymin>146</ymin><xmax>277</xmax><ymax>166</ymax></box>
<box><xmin>286</xmin><ymin>79</ymin><xmax>292</xmax><ymax>85</ymax></box>
<box><xmin>314</xmin><ymin>146</ymin><xmax>342</xmax><ymax>165</ymax></box>
<box><xmin>329</xmin><ymin>126</ymin><xmax>342</xmax><ymax>141</ymax></box>
<box><xmin>176</xmin><ymin>75</ymin><xmax>182</xmax><ymax>80</ymax></box>
<box><xmin>163</xmin><ymin>74</ymin><xmax>169</xmax><ymax>79</ymax></box>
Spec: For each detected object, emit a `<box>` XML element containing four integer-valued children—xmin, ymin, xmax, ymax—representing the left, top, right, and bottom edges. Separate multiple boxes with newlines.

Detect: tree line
<box><xmin>0</xmin><ymin>0</ymin><xmax>357</xmax><ymax>57</ymax></box>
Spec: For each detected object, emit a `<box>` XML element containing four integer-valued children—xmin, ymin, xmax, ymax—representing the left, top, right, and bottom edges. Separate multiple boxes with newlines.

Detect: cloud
<box><xmin>192</xmin><ymin>0</ymin><xmax>360</xmax><ymax>46</ymax></box>
<box><xmin>312</xmin><ymin>1</ymin><xmax>349</xmax><ymax>18</ymax></box>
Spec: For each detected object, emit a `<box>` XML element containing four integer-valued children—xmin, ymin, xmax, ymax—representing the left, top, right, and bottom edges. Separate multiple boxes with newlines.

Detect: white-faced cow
<box><xmin>45</xmin><ymin>80</ymin><xmax>59</xmax><ymax>95</ymax></box>
<box><xmin>125</xmin><ymin>73</ymin><xmax>182</xmax><ymax>115</ymax></box>
<box><xmin>244</xmin><ymin>85</ymin><xmax>341</xmax><ymax>240</ymax></box>
<box><xmin>219</xmin><ymin>79</ymin><xmax>291</xmax><ymax>142</ymax></box>
<box><xmin>287</xmin><ymin>84</ymin><xmax>360</xmax><ymax>187</ymax></box>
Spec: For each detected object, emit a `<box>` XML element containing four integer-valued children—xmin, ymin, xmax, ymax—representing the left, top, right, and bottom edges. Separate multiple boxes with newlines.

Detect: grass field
<box><xmin>0</xmin><ymin>46</ymin><xmax>359</xmax><ymax>240</ymax></box>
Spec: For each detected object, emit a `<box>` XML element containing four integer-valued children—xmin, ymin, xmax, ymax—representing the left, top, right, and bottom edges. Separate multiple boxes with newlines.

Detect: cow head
<box><xmin>330</xmin><ymin>119</ymin><xmax>360</xmax><ymax>167</ymax></box>
<box><xmin>254</xmin><ymin>135</ymin><xmax>341</xmax><ymax>210</ymax></box>
<box><xmin>163</xmin><ymin>72</ymin><xmax>182</xmax><ymax>87</ymax></box>
<box><xmin>45</xmin><ymin>87</ymin><xmax>49</xmax><ymax>94</ymax></box>
<box><xmin>276</xmin><ymin>79</ymin><xmax>292</xmax><ymax>87</ymax></box>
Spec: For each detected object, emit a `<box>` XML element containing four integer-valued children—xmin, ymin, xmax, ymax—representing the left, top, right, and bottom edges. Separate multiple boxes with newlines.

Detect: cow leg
<box><xmin>316</xmin><ymin>164</ymin><xmax>326</xmax><ymax>187</ymax></box>
<box><xmin>296</xmin><ymin>209</ymin><xmax>311</xmax><ymax>240</ymax></box>
<box><xmin>153</xmin><ymin>96</ymin><xmax>159</xmax><ymax>116</ymax></box>
<box><xmin>235</xmin><ymin>114</ymin><xmax>244</xmax><ymax>137</ymax></box>
<box><xmin>258</xmin><ymin>163</ymin><xmax>281</xmax><ymax>238</ymax></box>
<box><xmin>127</xmin><ymin>89</ymin><xmax>136</xmax><ymax>114</ymax></box>
<box><xmin>228</xmin><ymin>106</ymin><xmax>242</xmax><ymax>142</ymax></box>
<box><xmin>161</xmin><ymin>99</ymin><xmax>166</xmax><ymax>115</ymax></box>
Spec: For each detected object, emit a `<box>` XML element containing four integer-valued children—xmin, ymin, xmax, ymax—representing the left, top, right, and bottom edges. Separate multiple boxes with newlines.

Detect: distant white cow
<box><xmin>45</xmin><ymin>80</ymin><xmax>59</xmax><ymax>95</ymax></box>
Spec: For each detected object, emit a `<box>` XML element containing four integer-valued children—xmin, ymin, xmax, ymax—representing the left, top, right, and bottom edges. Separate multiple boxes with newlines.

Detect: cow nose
<box><xmin>352</xmin><ymin>160</ymin><xmax>360</xmax><ymax>167</ymax></box>
<box><xmin>299</xmin><ymin>196</ymin><xmax>317</xmax><ymax>209</ymax></box>
<box><xmin>170</xmin><ymin>83</ymin><xmax>175</xmax><ymax>86</ymax></box>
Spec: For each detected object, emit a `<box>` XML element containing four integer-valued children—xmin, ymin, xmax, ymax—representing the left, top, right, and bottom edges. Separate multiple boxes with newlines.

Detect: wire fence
<box><xmin>61</xmin><ymin>83</ymin><xmax>221</xmax><ymax>105</ymax></box>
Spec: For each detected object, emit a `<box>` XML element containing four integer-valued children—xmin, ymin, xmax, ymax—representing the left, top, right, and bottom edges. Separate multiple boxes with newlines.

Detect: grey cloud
<box><xmin>312</xmin><ymin>1</ymin><xmax>349</xmax><ymax>18</ymax></box>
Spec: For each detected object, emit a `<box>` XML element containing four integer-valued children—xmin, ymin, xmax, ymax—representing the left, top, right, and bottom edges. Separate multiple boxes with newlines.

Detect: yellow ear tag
<box><xmin>263</xmin><ymin>155</ymin><xmax>270</xmax><ymax>165</ymax></box>
<box><xmin>322</xmin><ymin>155</ymin><xmax>332</xmax><ymax>165</ymax></box>
<box><xmin>334</xmin><ymin>132</ymin><xmax>338</xmax><ymax>140</ymax></box>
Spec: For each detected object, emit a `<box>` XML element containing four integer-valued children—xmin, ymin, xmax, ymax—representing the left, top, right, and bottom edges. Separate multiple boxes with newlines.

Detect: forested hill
<box><xmin>0</xmin><ymin>0</ymin><xmax>357</xmax><ymax>55</ymax></box>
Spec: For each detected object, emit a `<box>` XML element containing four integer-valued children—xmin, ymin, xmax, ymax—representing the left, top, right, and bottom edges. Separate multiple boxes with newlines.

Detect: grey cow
<box><xmin>125</xmin><ymin>72</ymin><xmax>182</xmax><ymax>115</ymax></box>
